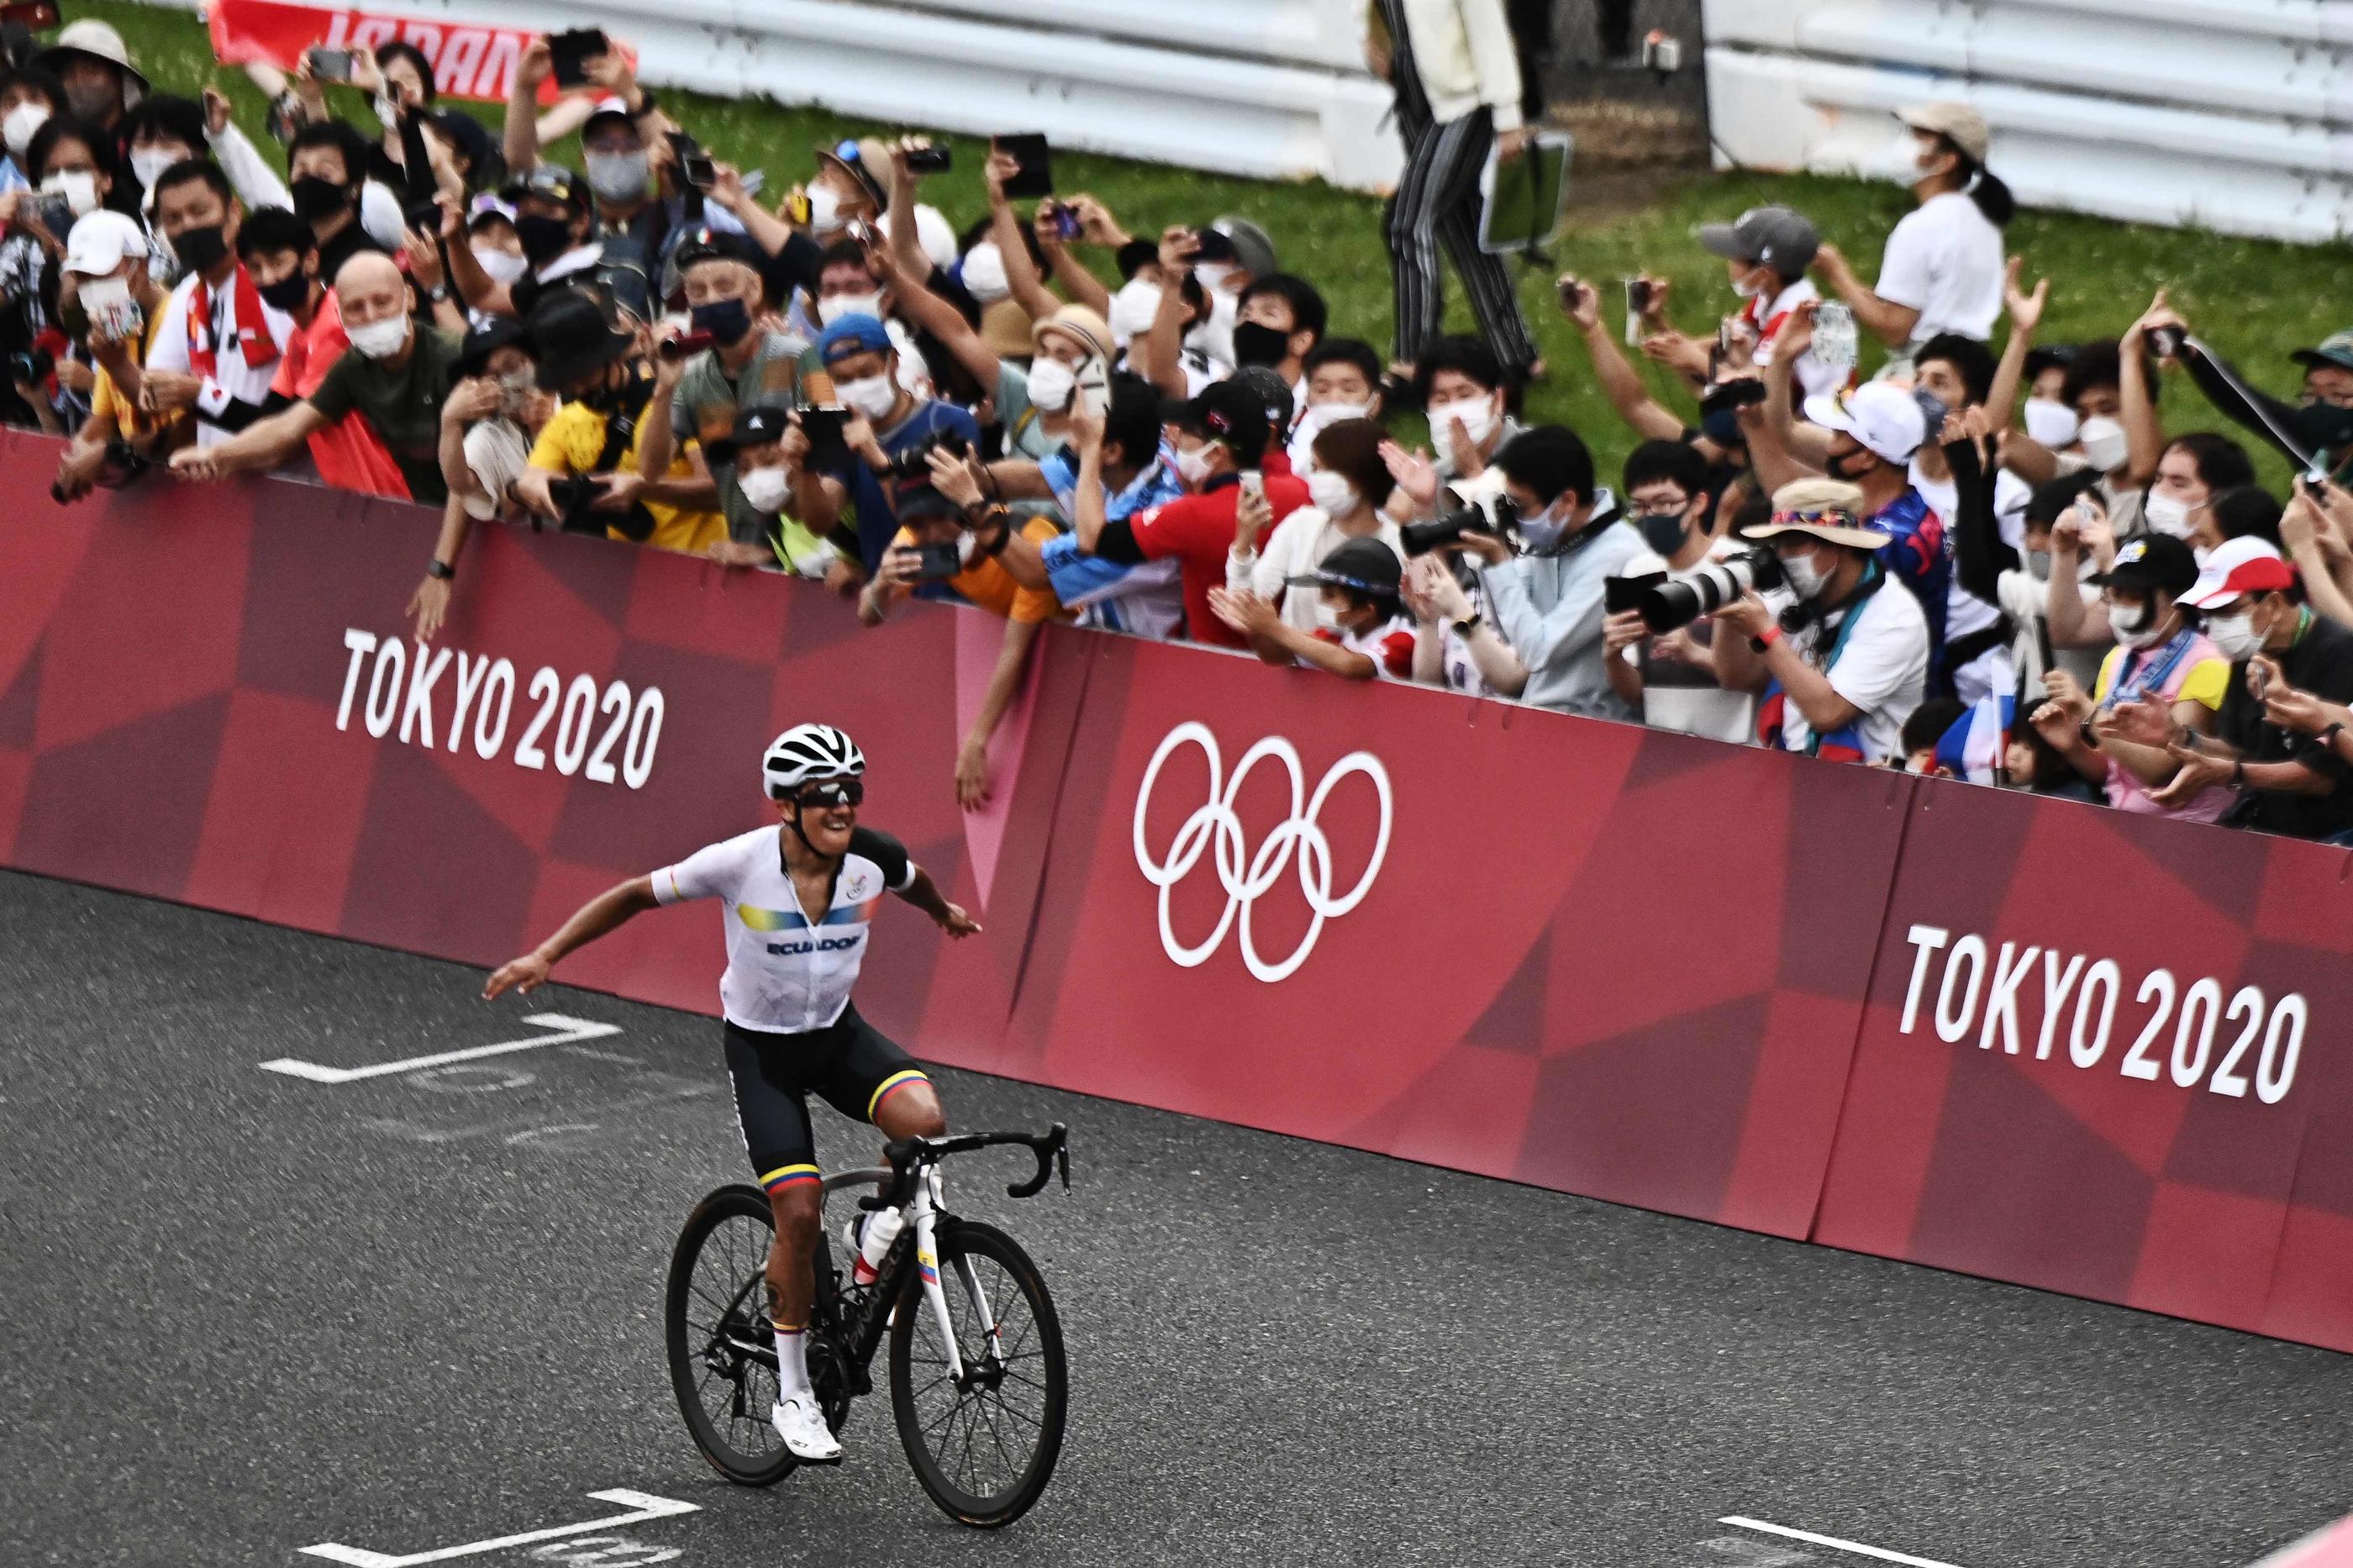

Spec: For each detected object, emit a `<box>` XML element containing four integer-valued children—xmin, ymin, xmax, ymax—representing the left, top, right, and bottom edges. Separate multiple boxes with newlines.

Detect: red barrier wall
<box><xmin>9</xmin><ymin>434</ymin><xmax>2353</xmax><ymax>1351</ymax></box>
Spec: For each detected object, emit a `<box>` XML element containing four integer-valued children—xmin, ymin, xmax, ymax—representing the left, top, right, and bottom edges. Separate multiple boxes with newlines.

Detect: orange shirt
<box><xmin>888</xmin><ymin>517</ymin><xmax>1066</xmax><ymax>623</ymax></box>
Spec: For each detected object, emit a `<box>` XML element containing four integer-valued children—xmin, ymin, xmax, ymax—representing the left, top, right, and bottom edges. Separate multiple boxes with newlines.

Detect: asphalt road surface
<box><xmin>5</xmin><ymin>866</ymin><xmax>2350</xmax><ymax>1568</ymax></box>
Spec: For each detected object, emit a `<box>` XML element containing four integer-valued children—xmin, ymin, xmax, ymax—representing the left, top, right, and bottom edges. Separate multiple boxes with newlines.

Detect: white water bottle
<box><xmin>851</xmin><ymin>1206</ymin><xmax>903</xmax><ymax>1286</ymax></box>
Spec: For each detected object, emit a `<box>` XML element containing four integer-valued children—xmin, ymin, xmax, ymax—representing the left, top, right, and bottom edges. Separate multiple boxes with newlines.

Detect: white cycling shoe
<box><xmin>772</xmin><ymin>1394</ymin><xmax>842</xmax><ymax>1463</ymax></box>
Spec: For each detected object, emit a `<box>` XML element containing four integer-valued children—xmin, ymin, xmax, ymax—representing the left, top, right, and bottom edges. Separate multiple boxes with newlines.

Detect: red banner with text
<box><xmin>8</xmin><ymin>434</ymin><xmax>2353</xmax><ymax>1352</ymax></box>
<box><xmin>207</xmin><ymin>0</ymin><xmax>635</xmax><ymax>105</ymax></box>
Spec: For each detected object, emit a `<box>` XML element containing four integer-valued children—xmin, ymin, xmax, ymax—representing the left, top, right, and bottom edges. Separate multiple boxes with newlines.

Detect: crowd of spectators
<box><xmin>18</xmin><ymin>7</ymin><xmax>2353</xmax><ymax>840</ymax></box>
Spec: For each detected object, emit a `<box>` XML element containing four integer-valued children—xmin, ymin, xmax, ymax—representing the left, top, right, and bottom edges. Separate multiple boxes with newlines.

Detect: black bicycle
<box><xmin>664</xmin><ymin>1125</ymin><xmax>1071</xmax><ymax>1527</ymax></box>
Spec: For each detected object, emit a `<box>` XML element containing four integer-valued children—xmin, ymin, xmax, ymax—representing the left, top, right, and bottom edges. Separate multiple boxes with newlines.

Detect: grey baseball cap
<box><xmin>1206</xmin><ymin>215</ymin><xmax>1277</xmax><ymax>280</ymax></box>
<box><xmin>1698</xmin><ymin>205</ymin><xmax>1819</xmax><ymax>275</ymax></box>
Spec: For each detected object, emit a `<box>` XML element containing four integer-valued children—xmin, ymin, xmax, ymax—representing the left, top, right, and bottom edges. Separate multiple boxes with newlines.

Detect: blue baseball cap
<box><xmin>819</xmin><ymin>313</ymin><xmax>892</xmax><ymax>364</ymax></box>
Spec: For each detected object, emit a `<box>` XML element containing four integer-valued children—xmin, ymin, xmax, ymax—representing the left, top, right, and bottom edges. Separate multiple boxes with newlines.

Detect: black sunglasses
<box><xmin>794</xmin><ymin>779</ymin><xmax>863</xmax><ymax>808</ymax></box>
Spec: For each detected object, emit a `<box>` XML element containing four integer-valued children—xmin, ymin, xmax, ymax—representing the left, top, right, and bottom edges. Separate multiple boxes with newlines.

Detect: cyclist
<box><xmin>482</xmin><ymin>723</ymin><xmax>980</xmax><ymax>1462</ymax></box>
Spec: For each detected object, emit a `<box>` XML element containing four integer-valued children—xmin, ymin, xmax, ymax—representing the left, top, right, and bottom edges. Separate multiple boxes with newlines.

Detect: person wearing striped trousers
<box><xmin>1370</xmin><ymin>0</ymin><xmax>1540</xmax><ymax>381</ymax></box>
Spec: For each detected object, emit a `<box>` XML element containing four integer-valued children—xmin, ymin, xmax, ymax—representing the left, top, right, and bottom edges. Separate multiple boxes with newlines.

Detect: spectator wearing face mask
<box><xmin>452</xmin><ymin>166</ymin><xmax>633</xmax><ymax>324</ymax></box>
<box><xmin>1380</xmin><ymin>334</ymin><xmax>1526</xmax><ymax>526</ymax></box>
<box><xmin>238</xmin><ymin>205</ymin><xmax>408</xmax><ymax>497</ymax></box>
<box><xmin>1226</xmin><ymin>417</ymin><xmax>1401</xmax><ymax>631</ymax></box>
<box><xmin>817</xmin><ymin>312</ymin><xmax>982</xmax><ymax>571</ymax></box>
<box><xmin>1814</xmin><ymin>102</ymin><xmax>2012</xmax><ymax>357</ymax></box>
<box><xmin>1287</xmin><ymin>337</ymin><xmax>1385</xmax><ymax>473</ymax></box>
<box><xmin>1450</xmin><ymin>424</ymin><xmax>1640</xmax><ymax>718</ymax></box>
<box><xmin>1231</xmin><ymin>273</ymin><xmax>1328</xmax><ymax>417</ymax></box>
<box><xmin>1131</xmin><ymin>226</ymin><xmax>1235</xmax><ymax>400</ymax></box>
<box><xmin>2113</xmin><ymin>539</ymin><xmax>2353</xmax><ymax>839</ymax></box>
<box><xmin>168</xmin><ymin>251</ymin><xmax>461</xmax><ymax>500</ymax></box>
<box><xmin>513</xmin><ymin>289</ymin><xmax>720</xmax><ymax>551</ymax></box>
<box><xmin>1910</xmin><ymin>334</ymin><xmax>2029</xmax><ymax>548</ymax></box>
<box><xmin>2026</xmin><ymin>534</ymin><xmax>2232</xmax><ymax>821</ymax></box>
<box><xmin>437</xmin><ymin>316</ymin><xmax>541</xmax><ymax>524</ymax></box>
<box><xmin>35</xmin><ymin>20</ymin><xmax>145</xmax><ymax>149</ymax></box>
<box><xmin>704</xmin><ymin>403</ymin><xmax>857</xmax><ymax>582</ymax></box>
<box><xmin>461</xmin><ymin>196</ymin><xmax>527</xmax><ymax>305</ymax></box>
<box><xmin>1712</xmin><ymin>478</ymin><xmax>1930</xmax><ymax>765</ymax></box>
<box><xmin>1602</xmin><ymin>439</ymin><xmax>1755</xmax><ymax>742</ymax></box>
<box><xmin>802</xmin><ymin>139</ymin><xmax>958</xmax><ymax>272</ymax></box>
<box><xmin>135</xmin><ymin>161</ymin><xmax>294</xmax><ymax>450</ymax></box>
<box><xmin>50</xmin><ymin>210</ymin><xmax>167</xmax><ymax>501</ymax></box>
<box><xmin>1552</xmin><ymin>272</ymin><xmax>1752</xmax><ymax>494</ymax></box>
<box><xmin>124</xmin><ymin>91</ymin><xmax>290</xmax><ymax>219</ymax></box>
<box><xmin>1082</xmin><ymin>378</ymin><xmax>1307</xmax><ymax>647</ymax></box>
<box><xmin>796</xmin><ymin>239</ymin><xmax>934</xmax><ymax>399</ymax></box>
<box><xmin>1691</xmin><ymin>203</ymin><xmax>1845</xmax><ymax>402</ymax></box>
<box><xmin>0</xmin><ymin>66</ymin><xmax>63</xmax><ymax>194</ymax></box>
<box><xmin>1996</xmin><ymin>329</ymin><xmax>2155</xmax><ymax>529</ymax></box>
<box><xmin>2135</xmin><ymin>298</ymin><xmax>2353</xmax><ymax>492</ymax></box>
<box><xmin>285</xmin><ymin>121</ymin><xmax>388</xmax><ymax>290</ymax></box>
<box><xmin>2044</xmin><ymin>430</ymin><xmax>2256</xmax><ymax>651</ymax></box>
<box><xmin>1213</xmin><ymin>534</ymin><xmax>1417</xmax><ymax>681</ymax></box>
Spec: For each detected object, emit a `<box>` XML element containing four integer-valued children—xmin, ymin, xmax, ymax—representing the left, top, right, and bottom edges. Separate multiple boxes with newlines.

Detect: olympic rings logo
<box><xmin>1130</xmin><ymin>721</ymin><xmax>1392</xmax><ymax>983</ymax></box>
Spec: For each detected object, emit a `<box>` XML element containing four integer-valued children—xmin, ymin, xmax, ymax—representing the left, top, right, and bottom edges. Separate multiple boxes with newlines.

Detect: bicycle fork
<box><xmin>906</xmin><ymin>1168</ymin><xmax>1005</xmax><ymax>1386</ymax></box>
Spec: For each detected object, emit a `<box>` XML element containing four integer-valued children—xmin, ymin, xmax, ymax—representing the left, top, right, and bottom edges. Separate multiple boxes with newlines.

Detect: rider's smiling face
<box><xmin>780</xmin><ymin>787</ymin><xmax>859</xmax><ymax>857</ymax></box>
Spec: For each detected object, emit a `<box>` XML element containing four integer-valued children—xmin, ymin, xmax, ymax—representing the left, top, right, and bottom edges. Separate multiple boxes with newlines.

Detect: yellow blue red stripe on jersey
<box><xmin>761</xmin><ymin>1162</ymin><xmax>821</xmax><ymax>1192</ymax></box>
<box><xmin>734</xmin><ymin>897</ymin><xmax>884</xmax><ymax>932</ymax></box>
<box><xmin>866</xmin><ymin>1069</ymin><xmax>928</xmax><ymax>1120</ymax></box>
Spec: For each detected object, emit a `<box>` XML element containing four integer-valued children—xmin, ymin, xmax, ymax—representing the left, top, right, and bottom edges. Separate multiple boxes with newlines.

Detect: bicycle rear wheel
<box><xmin>664</xmin><ymin>1185</ymin><xmax>794</xmax><ymax>1486</ymax></box>
<box><xmin>888</xmin><ymin>1218</ymin><xmax>1067</xmax><ymax>1528</ymax></box>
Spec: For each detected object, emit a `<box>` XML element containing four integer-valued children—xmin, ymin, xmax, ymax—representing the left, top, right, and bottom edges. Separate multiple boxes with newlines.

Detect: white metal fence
<box><xmin>159</xmin><ymin>0</ymin><xmax>1407</xmax><ymax>191</ymax></box>
<box><xmin>1703</xmin><ymin>0</ymin><xmax>2353</xmax><ymax>244</ymax></box>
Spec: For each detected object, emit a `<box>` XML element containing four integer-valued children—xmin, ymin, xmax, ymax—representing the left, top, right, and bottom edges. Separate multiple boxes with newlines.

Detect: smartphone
<box><xmin>1698</xmin><ymin>377</ymin><xmax>1767</xmax><ymax>418</ymax></box>
<box><xmin>1239</xmin><ymin>469</ymin><xmax>1265</xmax><ymax>507</ymax></box>
<box><xmin>307</xmin><ymin>45</ymin><xmax>355</xmax><ymax>82</ymax></box>
<box><xmin>403</xmin><ymin>198</ymin><xmax>444</xmax><ymax>233</ymax></box>
<box><xmin>1623</xmin><ymin>277</ymin><xmax>1650</xmax><ymax>347</ymax></box>
<box><xmin>1042</xmin><ymin>202</ymin><xmax>1082</xmax><ymax>242</ymax></box>
<box><xmin>1813</xmin><ymin>300</ymin><xmax>1861</xmax><ymax>370</ymax></box>
<box><xmin>0</xmin><ymin>3</ymin><xmax>61</xmax><ymax>27</ymax></box>
<box><xmin>1074</xmin><ymin>355</ymin><xmax>1108</xmax><ymax>419</ymax></box>
<box><xmin>911</xmin><ymin>540</ymin><xmax>965</xmax><ymax>581</ymax></box>
<box><xmin>1556</xmin><ymin>276</ymin><xmax>1585</xmax><ymax>312</ymax></box>
<box><xmin>992</xmin><ymin>134</ymin><xmax>1051</xmax><ymax>200</ymax></box>
<box><xmin>782</xmin><ymin>187</ymin><xmax>812</xmax><ymax>226</ymax></box>
<box><xmin>547</xmin><ymin>29</ymin><xmax>609</xmax><ymax>89</ymax></box>
<box><xmin>678</xmin><ymin>153</ymin><xmax>717</xmax><ymax>191</ymax></box>
<box><xmin>903</xmin><ymin>144</ymin><xmax>952</xmax><ymax>175</ymax></box>
<box><xmin>24</xmin><ymin>192</ymin><xmax>72</xmax><ymax>238</ymax></box>
<box><xmin>2250</xmin><ymin>660</ymin><xmax>2271</xmax><ymax>701</ymax></box>
<box><xmin>798</xmin><ymin>403</ymin><xmax>849</xmax><ymax>462</ymax></box>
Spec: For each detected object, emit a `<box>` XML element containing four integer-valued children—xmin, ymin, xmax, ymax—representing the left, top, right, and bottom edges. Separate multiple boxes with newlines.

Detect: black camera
<box><xmin>903</xmin><ymin>144</ymin><xmax>952</xmax><ymax>175</ymax></box>
<box><xmin>888</xmin><ymin>430</ymin><xmax>971</xmax><ymax>482</ymax></box>
<box><xmin>7</xmin><ymin>344</ymin><xmax>52</xmax><ymax>387</ymax></box>
<box><xmin>50</xmin><ymin>439</ymin><xmax>149</xmax><ymax>502</ymax></box>
<box><xmin>1400</xmin><ymin>493</ymin><xmax>1520</xmax><ymax>557</ymax></box>
<box><xmin>1624</xmin><ymin>546</ymin><xmax>1786</xmax><ymax>634</ymax></box>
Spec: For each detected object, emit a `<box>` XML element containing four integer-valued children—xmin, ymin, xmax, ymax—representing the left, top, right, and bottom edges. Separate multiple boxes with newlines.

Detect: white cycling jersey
<box><xmin>654</xmin><ymin>825</ymin><xmax>915</xmax><ymax>1034</ymax></box>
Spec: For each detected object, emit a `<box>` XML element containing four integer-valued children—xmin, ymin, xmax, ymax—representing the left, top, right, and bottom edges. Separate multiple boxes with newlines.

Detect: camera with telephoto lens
<box><xmin>7</xmin><ymin>343</ymin><xmax>51</xmax><ymax>387</ymax></box>
<box><xmin>1399</xmin><ymin>492</ymin><xmax>1522</xmax><ymax>557</ymax></box>
<box><xmin>887</xmin><ymin>430</ymin><xmax>971</xmax><ymax>482</ymax></box>
<box><xmin>1629</xmin><ymin>546</ymin><xmax>1786</xmax><ymax>634</ymax></box>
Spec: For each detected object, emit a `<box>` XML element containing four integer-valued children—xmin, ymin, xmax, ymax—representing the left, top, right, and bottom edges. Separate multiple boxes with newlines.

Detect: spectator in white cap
<box><xmin>2112</xmin><ymin>536</ymin><xmax>2353</xmax><ymax>839</ymax></box>
<box><xmin>36</xmin><ymin>19</ymin><xmax>145</xmax><ymax>143</ymax></box>
<box><xmin>1710</xmin><ymin>477</ymin><xmax>1929</xmax><ymax>765</ymax></box>
<box><xmin>52</xmin><ymin>208</ymin><xmax>166</xmax><ymax>497</ymax></box>
<box><xmin>1813</xmin><ymin>101</ymin><xmax>2013</xmax><ymax>358</ymax></box>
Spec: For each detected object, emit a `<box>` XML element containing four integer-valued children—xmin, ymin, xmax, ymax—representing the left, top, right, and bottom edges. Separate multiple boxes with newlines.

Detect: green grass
<box><xmin>92</xmin><ymin>0</ymin><xmax>2350</xmax><ymax>489</ymax></box>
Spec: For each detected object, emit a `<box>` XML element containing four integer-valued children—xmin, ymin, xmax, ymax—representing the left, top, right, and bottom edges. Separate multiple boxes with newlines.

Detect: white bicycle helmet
<box><xmin>762</xmin><ymin>723</ymin><xmax>866</xmax><ymax>800</ymax></box>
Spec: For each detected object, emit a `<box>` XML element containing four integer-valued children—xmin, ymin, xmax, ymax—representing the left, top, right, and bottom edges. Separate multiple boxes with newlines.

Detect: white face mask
<box><xmin>78</xmin><ymin>274</ymin><xmax>129</xmax><ymax>312</ymax></box>
<box><xmin>818</xmin><ymin>292</ymin><xmax>882</xmax><ymax>328</ymax></box>
<box><xmin>737</xmin><ymin>465</ymin><xmax>792</xmax><ymax>513</ymax></box>
<box><xmin>41</xmin><ymin>170</ymin><xmax>98</xmax><ymax>218</ymax></box>
<box><xmin>1308</xmin><ymin>468</ymin><xmax>1360</xmax><ymax>518</ymax></box>
<box><xmin>1174</xmin><ymin>443</ymin><xmax>1217</xmax><ymax>487</ymax></box>
<box><xmin>1730</xmin><ymin>268</ymin><xmax>1766</xmax><ymax>300</ymax></box>
<box><xmin>807</xmin><ymin>183</ymin><xmax>844</xmax><ymax>235</ymax></box>
<box><xmin>346</xmin><ymin>313</ymin><xmax>412</xmax><ymax>360</ymax></box>
<box><xmin>583</xmin><ymin>150</ymin><xmax>649</xmax><ymax>204</ymax></box>
<box><xmin>2108</xmin><ymin>600</ymin><xmax>2167</xmax><ymax>650</ymax></box>
<box><xmin>472</xmin><ymin>245</ymin><xmax>528</xmax><ymax>285</ymax></box>
<box><xmin>1430</xmin><ymin>395</ymin><xmax>1499</xmax><ymax>450</ymax></box>
<box><xmin>130</xmin><ymin>146</ymin><xmax>182</xmax><ymax>192</ymax></box>
<box><xmin>3</xmin><ymin>101</ymin><xmax>48</xmax><ymax>160</ymax></box>
<box><xmin>2143</xmin><ymin>492</ymin><xmax>2199</xmax><ymax>540</ymax></box>
<box><xmin>1308</xmin><ymin>399</ymin><xmax>1371</xmax><ymax>427</ymax></box>
<box><xmin>1024</xmin><ymin>356</ymin><xmax>1076</xmax><ymax>413</ymax></box>
<box><xmin>496</xmin><ymin>367</ymin><xmax>534</xmax><ymax>415</ymax></box>
<box><xmin>2078</xmin><ymin>415</ymin><xmax>2128</xmax><ymax>473</ymax></box>
<box><xmin>1876</xmin><ymin>130</ymin><xmax>1932</xmax><ymax>185</ymax></box>
<box><xmin>2024</xmin><ymin>397</ymin><xmax>2081</xmax><ymax>450</ymax></box>
<box><xmin>1108</xmin><ymin>277</ymin><xmax>1161</xmax><ymax>346</ymax></box>
<box><xmin>837</xmin><ymin>373</ymin><xmax>897</xmax><ymax>420</ymax></box>
<box><xmin>1782</xmin><ymin>550</ymin><xmax>1830</xmax><ymax>600</ymax></box>
<box><xmin>2202</xmin><ymin>609</ymin><xmax>2266</xmax><ymax>663</ymax></box>
<box><xmin>1193</xmin><ymin>260</ymin><xmax>1235</xmax><ymax>292</ymax></box>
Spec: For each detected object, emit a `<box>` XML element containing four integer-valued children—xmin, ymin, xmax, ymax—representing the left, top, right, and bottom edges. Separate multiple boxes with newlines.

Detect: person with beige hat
<box><xmin>35</xmin><ymin>18</ymin><xmax>145</xmax><ymax>141</ymax></box>
<box><xmin>1813</xmin><ymin>101</ymin><xmax>2013</xmax><ymax>358</ymax></box>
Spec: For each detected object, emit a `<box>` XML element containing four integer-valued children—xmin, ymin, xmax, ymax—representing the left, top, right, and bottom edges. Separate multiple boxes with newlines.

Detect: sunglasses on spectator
<box><xmin>795</xmin><ymin>780</ymin><xmax>864</xmax><ymax>808</ymax></box>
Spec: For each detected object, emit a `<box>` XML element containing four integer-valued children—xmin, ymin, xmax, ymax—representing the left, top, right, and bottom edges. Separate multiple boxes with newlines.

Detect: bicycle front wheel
<box><xmin>888</xmin><ymin>1218</ymin><xmax>1067</xmax><ymax>1527</ymax></box>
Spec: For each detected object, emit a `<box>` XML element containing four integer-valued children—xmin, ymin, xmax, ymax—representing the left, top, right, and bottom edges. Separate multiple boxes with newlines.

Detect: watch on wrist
<box><xmin>1450</xmin><ymin>613</ymin><xmax>1482</xmax><ymax>638</ymax></box>
<box><xmin>425</xmin><ymin>283</ymin><xmax>450</xmax><ymax>303</ymax></box>
<box><xmin>2077</xmin><ymin>718</ymin><xmax>2098</xmax><ymax>750</ymax></box>
<box><xmin>2232</xmin><ymin>759</ymin><xmax>2249</xmax><ymax>789</ymax></box>
<box><xmin>427</xmin><ymin>559</ymin><xmax>455</xmax><ymax>581</ymax></box>
<box><xmin>2320</xmin><ymin>722</ymin><xmax>2345</xmax><ymax>748</ymax></box>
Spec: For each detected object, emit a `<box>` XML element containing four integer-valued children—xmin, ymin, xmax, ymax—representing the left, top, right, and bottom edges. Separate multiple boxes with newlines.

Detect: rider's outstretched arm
<box><xmin>892</xmin><ymin>863</ymin><xmax>982</xmax><ymax>937</ymax></box>
<box><xmin>483</xmin><ymin>876</ymin><xmax>660</xmax><ymax>997</ymax></box>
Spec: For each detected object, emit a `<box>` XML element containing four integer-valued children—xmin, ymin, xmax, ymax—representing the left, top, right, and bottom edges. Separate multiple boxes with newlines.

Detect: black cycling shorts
<box><xmin>723</xmin><ymin>1006</ymin><xmax>929</xmax><ymax>1197</ymax></box>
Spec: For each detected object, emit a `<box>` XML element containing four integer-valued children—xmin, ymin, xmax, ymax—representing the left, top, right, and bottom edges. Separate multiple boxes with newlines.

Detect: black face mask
<box><xmin>257</xmin><ymin>271</ymin><xmax>310</xmax><ymax>312</ymax></box>
<box><xmin>290</xmin><ymin>176</ymin><xmax>350</xmax><ymax>223</ymax></box>
<box><xmin>1230</xmin><ymin>319</ymin><xmax>1288</xmax><ymax>369</ymax></box>
<box><xmin>690</xmin><ymin>296</ymin><xmax>752</xmax><ymax>347</ymax></box>
<box><xmin>171</xmin><ymin>222</ymin><xmax>228</xmax><ymax>275</ymax></box>
<box><xmin>2293</xmin><ymin>399</ymin><xmax>2353</xmax><ymax>456</ymax></box>
<box><xmin>514</xmin><ymin>211</ymin><xmax>575</xmax><ymax>267</ymax></box>
<box><xmin>1634</xmin><ymin>508</ymin><xmax>1690</xmax><ymax>556</ymax></box>
<box><xmin>1827</xmin><ymin>445</ymin><xmax>1877</xmax><ymax>482</ymax></box>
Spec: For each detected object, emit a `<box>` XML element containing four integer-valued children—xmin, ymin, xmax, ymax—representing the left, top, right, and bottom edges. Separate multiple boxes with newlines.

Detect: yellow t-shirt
<box><xmin>888</xmin><ymin>517</ymin><xmax>1067</xmax><ymax>624</ymax></box>
<box><xmin>2093</xmin><ymin>643</ymin><xmax>2230</xmax><ymax>711</ymax></box>
<box><xmin>87</xmin><ymin>311</ymin><xmax>171</xmax><ymax>440</ymax></box>
<box><xmin>529</xmin><ymin>401</ymin><xmax>725</xmax><ymax>555</ymax></box>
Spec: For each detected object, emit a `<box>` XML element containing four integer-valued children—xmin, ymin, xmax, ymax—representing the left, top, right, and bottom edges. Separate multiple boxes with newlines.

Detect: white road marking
<box><xmin>258</xmin><ymin>1013</ymin><xmax>620</xmax><ymax>1085</ymax></box>
<box><xmin>1721</xmin><ymin>1518</ymin><xmax>1967</xmax><ymax>1568</ymax></box>
<box><xmin>298</xmin><ymin>1488</ymin><xmax>696</xmax><ymax>1566</ymax></box>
